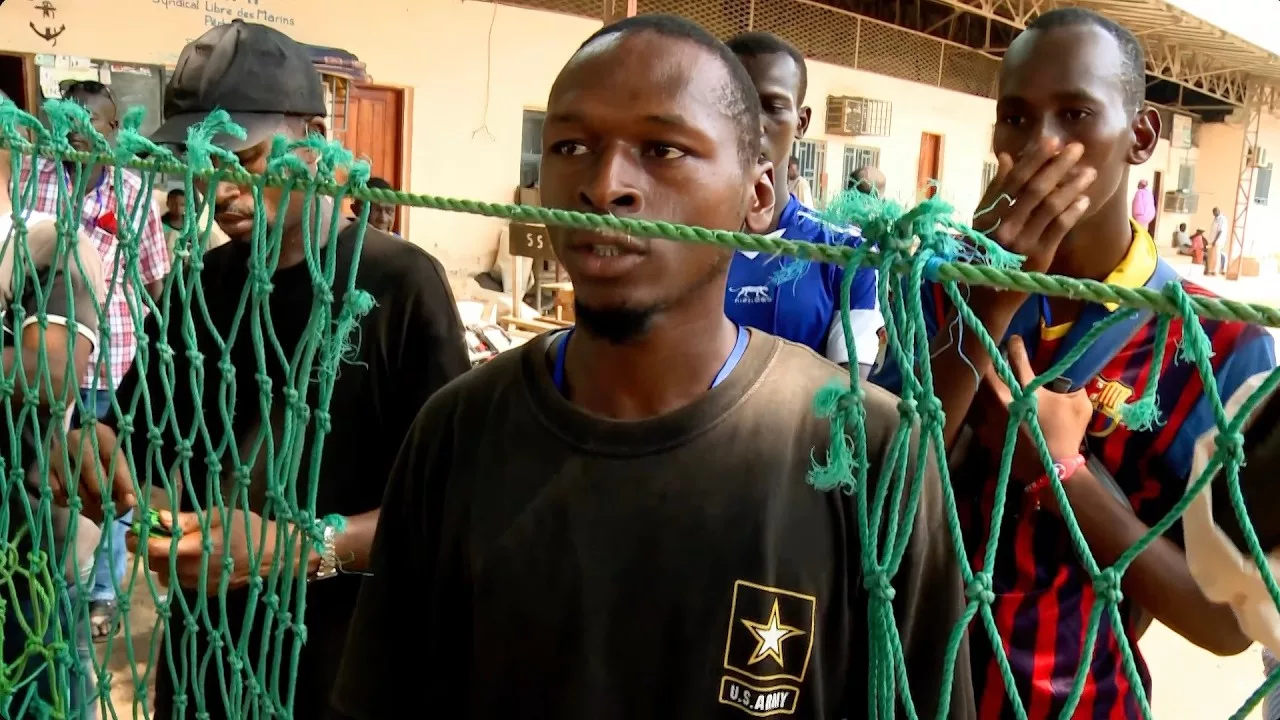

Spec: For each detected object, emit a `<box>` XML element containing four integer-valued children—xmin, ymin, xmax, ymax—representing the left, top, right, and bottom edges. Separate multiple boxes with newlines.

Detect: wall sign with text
<box><xmin>509</xmin><ymin>222</ymin><xmax>556</xmax><ymax>261</ymax></box>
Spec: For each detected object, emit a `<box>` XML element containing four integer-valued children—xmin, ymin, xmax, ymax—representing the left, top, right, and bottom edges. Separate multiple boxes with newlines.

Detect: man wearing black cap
<box><xmin>49</xmin><ymin>20</ymin><xmax>471</xmax><ymax>719</ymax></box>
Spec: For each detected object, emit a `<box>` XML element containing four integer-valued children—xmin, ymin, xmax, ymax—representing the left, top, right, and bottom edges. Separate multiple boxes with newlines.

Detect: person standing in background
<box><xmin>22</xmin><ymin>80</ymin><xmax>171</xmax><ymax>651</ymax></box>
<box><xmin>851</xmin><ymin>165</ymin><xmax>887</xmax><ymax>196</ymax></box>
<box><xmin>1209</xmin><ymin>206</ymin><xmax>1228</xmax><ymax>276</ymax></box>
<box><xmin>349</xmin><ymin>176</ymin><xmax>401</xmax><ymax>237</ymax></box>
<box><xmin>1132</xmin><ymin>177</ymin><xmax>1155</xmax><ymax>230</ymax></box>
<box><xmin>0</xmin><ymin>123</ymin><xmax>108</xmax><ymax>719</ymax></box>
<box><xmin>49</xmin><ymin>21</ymin><xmax>470</xmax><ymax>718</ymax></box>
<box><xmin>724</xmin><ymin>30</ymin><xmax>883</xmax><ymax>376</ymax></box>
<box><xmin>160</xmin><ymin>187</ymin><xmax>185</xmax><ymax>253</ymax></box>
<box><xmin>786</xmin><ymin>156</ymin><xmax>814</xmax><ymax>206</ymax></box>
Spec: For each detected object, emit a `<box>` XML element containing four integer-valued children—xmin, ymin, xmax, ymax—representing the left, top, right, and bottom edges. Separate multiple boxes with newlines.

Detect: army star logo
<box><xmin>741</xmin><ymin>600</ymin><xmax>805</xmax><ymax>667</ymax></box>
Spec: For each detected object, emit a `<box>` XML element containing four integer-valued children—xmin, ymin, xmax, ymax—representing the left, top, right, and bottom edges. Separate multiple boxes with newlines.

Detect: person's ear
<box><xmin>295</xmin><ymin>117</ymin><xmax>329</xmax><ymax>167</ymax></box>
<box><xmin>745</xmin><ymin>158</ymin><xmax>776</xmax><ymax>235</ymax></box>
<box><xmin>1128</xmin><ymin>107</ymin><xmax>1160</xmax><ymax>165</ymax></box>
<box><xmin>796</xmin><ymin>105</ymin><xmax>812</xmax><ymax>138</ymax></box>
<box><xmin>304</xmin><ymin>116</ymin><xmax>328</xmax><ymax>139</ymax></box>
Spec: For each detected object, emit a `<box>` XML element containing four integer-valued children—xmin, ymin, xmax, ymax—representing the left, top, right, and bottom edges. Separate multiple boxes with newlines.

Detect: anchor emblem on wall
<box><xmin>28</xmin><ymin>0</ymin><xmax>65</xmax><ymax>46</ymax></box>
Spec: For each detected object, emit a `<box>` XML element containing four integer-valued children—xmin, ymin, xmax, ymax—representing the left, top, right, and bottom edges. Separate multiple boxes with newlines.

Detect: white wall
<box><xmin>802</xmin><ymin>60</ymin><xmax>997</xmax><ymax>222</ymax></box>
<box><xmin>1166</xmin><ymin>110</ymin><xmax>1280</xmax><ymax>261</ymax></box>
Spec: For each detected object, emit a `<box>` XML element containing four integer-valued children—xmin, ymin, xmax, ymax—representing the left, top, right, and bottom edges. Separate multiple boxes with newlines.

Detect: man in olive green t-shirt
<box><xmin>336</xmin><ymin>15</ymin><xmax>976</xmax><ymax>720</ymax></box>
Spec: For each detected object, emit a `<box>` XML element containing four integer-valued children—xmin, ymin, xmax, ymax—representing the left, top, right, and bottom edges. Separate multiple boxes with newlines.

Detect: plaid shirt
<box><xmin>21</xmin><ymin>159</ymin><xmax>170</xmax><ymax>389</ymax></box>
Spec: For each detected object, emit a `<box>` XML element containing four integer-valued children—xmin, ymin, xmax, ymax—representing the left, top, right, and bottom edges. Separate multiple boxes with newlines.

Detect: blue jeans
<box><xmin>75</xmin><ymin>389</ymin><xmax>132</xmax><ymax>604</ymax></box>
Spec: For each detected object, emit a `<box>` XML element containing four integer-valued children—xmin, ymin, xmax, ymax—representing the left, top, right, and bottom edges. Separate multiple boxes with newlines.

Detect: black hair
<box><xmin>788</xmin><ymin>157</ymin><xmax>800</xmax><ymax>167</ymax></box>
<box><xmin>576</xmin><ymin>14</ymin><xmax>762</xmax><ymax>166</ymax></box>
<box><xmin>166</xmin><ymin>188</ymin><xmax>185</xmax><ymax>200</ymax></box>
<box><xmin>1179</xmin><ymin>222</ymin><xmax>1187</xmax><ymax>231</ymax></box>
<box><xmin>1025</xmin><ymin>8</ymin><xmax>1145</xmax><ymax>113</ymax></box>
<box><xmin>353</xmin><ymin>176</ymin><xmax>394</xmax><ymax>210</ymax></box>
<box><xmin>725</xmin><ymin>31</ymin><xmax>808</xmax><ymax>104</ymax></box>
<box><xmin>61</xmin><ymin>80</ymin><xmax>117</xmax><ymax>111</ymax></box>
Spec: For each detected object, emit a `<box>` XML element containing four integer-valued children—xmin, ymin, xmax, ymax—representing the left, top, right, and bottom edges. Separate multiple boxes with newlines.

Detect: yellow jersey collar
<box><xmin>1098</xmin><ymin>220</ymin><xmax>1159</xmax><ymax>311</ymax></box>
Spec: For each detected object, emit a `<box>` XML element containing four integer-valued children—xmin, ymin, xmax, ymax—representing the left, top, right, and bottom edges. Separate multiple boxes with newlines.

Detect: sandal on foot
<box><xmin>89</xmin><ymin>600</ymin><xmax>120</xmax><ymax>643</ymax></box>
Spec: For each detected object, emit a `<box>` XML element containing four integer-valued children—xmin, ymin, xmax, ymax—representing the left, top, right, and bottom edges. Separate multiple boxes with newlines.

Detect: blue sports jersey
<box><xmin>724</xmin><ymin>195</ymin><xmax>882</xmax><ymax>365</ymax></box>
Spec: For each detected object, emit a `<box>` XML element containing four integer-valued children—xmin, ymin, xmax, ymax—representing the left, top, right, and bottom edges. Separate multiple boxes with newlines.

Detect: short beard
<box><xmin>572</xmin><ymin>249</ymin><xmax>733</xmax><ymax>345</ymax></box>
<box><xmin>573</xmin><ymin>301</ymin><xmax>656</xmax><ymax>345</ymax></box>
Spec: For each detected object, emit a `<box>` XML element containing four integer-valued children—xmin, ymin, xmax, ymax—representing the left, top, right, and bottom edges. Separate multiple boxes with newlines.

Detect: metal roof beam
<box><xmin>923</xmin><ymin>0</ymin><xmax>1276</xmax><ymax>107</ymax></box>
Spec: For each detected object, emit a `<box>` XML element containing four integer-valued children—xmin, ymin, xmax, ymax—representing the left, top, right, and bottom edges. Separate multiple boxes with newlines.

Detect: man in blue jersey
<box><xmin>871</xmin><ymin>8</ymin><xmax>1274</xmax><ymax>718</ymax></box>
<box><xmin>725</xmin><ymin>32</ymin><xmax>882</xmax><ymax>376</ymax></box>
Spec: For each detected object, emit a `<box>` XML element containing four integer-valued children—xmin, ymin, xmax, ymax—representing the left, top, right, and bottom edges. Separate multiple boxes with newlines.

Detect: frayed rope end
<box><xmin>1121</xmin><ymin>396</ymin><xmax>1163</xmax><ymax>432</ymax></box>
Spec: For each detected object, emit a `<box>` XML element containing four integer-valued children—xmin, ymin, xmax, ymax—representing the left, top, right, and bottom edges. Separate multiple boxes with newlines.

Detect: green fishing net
<box><xmin>1</xmin><ymin>95</ymin><xmax>1278</xmax><ymax>720</ymax></box>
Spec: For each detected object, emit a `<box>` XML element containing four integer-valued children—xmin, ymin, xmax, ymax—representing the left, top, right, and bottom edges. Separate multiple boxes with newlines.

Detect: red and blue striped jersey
<box><xmin>872</xmin><ymin>227</ymin><xmax>1276</xmax><ymax>719</ymax></box>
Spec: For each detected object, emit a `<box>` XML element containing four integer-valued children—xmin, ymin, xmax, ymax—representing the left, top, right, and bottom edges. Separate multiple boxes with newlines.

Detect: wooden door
<box><xmin>0</xmin><ymin>54</ymin><xmax>36</xmax><ymax>112</ymax></box>
<box><xmin>338</xmin><ymin>84</ymin><xmax>406</xmax><ymax>233</ymax></box>
<box><xmin>917</xmin><ymin>132</ymin><xmax>943</xmax><ymax>201</ymax></box>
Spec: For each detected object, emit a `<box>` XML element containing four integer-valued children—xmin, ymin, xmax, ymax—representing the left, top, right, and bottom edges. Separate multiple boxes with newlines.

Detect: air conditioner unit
<box><xmin>1171</xmin><ymin>113</ymin><xmax>1193</xmax><ymax>149</ymax></box>
<box><xmin>825</xmin><ymin>96</ymin><xmax>892</xmax><ymax>137</ymax></box>
<box><xmin>1249</xmin><ymin>146</ymin><xmax>1269</xmax><ymax>168</ymax></box>
<box><xmin>1164</xmin><ymin>191</ymin><xmax>1199</xmax><ymax>214</ymax></box>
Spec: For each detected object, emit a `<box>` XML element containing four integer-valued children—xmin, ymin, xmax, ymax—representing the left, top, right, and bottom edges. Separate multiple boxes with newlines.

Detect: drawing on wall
<box><xmin>28</xmin><ymin>0</ymin><xmax>65</xmax><ymax>46</ymax></box>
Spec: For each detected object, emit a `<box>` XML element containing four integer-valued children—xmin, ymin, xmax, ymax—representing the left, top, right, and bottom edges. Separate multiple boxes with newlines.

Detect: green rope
<box><xmin>9</xmin><ymin>137</ymin><xmax>1277</xmax><ymax>330</ymax></box>
<box><xmin>0</xmin><ymin>92</ymin><xmax>1277</xmax><ymax>720</ymax></box>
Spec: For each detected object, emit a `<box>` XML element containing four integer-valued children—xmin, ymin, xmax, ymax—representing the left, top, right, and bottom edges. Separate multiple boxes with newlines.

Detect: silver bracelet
<box><xmin>310</xmin><ymin>524</ymin><xmax>340</xmax><ymax>582</ymax></box>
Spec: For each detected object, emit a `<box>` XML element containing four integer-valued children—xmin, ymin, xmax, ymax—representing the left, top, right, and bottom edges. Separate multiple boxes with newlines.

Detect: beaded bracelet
<box><xmin>1025</xmin><ymin>453</ymin><xmax>1087</xmax><ymax>512</ymax></box>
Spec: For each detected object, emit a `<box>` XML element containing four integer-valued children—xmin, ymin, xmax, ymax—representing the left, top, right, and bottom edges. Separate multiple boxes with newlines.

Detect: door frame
<box><xmin>917</xmin><ymin>131</ymin><xmax>944</xmax><ymax>201</ymax></box>
<box><xmin>343</xmin><ymin>82</ymin><xmax>412</xmax><ymax>238</ymax></box>
<box><xmin>1149</xmin><ymin>170</ymin><xmax>1163</xmax><ymax>239</ymax></box>
<box><xmin>0</xmin><ymin>52</ymin><xmax>40</xmax><ymax>112</ymax></box>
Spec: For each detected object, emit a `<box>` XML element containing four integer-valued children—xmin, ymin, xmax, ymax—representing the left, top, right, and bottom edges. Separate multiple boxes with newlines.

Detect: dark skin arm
<box><xmin>10</xmin><ymin>323</ymin><xmax>92</xmax><ymax>407</ymax></box>
<box><xmin>1057</xmin><ymin>468</ymin><xmax>1249</xmax><ymax>655</ymax></box>
<box><xmin>28</xmin><ymin>326</ymin><xmax>126</xmax><ymax>525</ymax></box>
<box><xmin>931</xmin><ymin>139</ymin><xmax>1097</xmax><ymax>450</ymax></box>
<box><xmin>317</xmin><ymin>509</ymin><xmax>378</xmax><ymax>574</ymax></box>
<box><xmin>987</xmin><ymin>337</ymin><xmax>1250</xmax><ymax>657</ymax></box>
<box><xmin>929</xmin><ymin>139</ymin><xmax>1246</xmax><ymax>653</ymax></box>
<box><xmin>145</xmin><ymin>280</ymin><xmax>163</xmax><ymax>302</ymax></box>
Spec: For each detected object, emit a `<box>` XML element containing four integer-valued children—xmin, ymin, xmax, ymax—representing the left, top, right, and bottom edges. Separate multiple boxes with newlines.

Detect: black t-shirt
<box><xmin>334</xmin><ymin>331</ymin><xmax>975</xmax><ymax>719</ymax></box>
<box><xmin>110</xmin><ymin>223</ymin><xmax>470</xmax><ymax>719</ymax></box>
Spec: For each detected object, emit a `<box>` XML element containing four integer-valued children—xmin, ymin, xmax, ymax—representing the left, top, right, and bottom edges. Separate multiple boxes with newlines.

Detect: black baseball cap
<box><xmin>151</xmin><ymin>20</ymin><xmax>327</xmax><ymax>151</ymax></box>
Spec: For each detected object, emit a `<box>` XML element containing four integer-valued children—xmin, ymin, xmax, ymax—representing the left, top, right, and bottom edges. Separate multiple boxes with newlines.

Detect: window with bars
<box><xmin>1255</xmin><ymin>164</ymin><xmax>1273</xmax><ymax>206</ymax></box>
<box><xmin>791</xmin><ymin>138</ymin><xmax>826</xmax><ymax>202</ymax></box>
<box><xmin>1178</xmin><ymin>163</ymin><xmax>1196</xmax><ymax>192</ymax></box>
<box><xmin>841</xmin><ymin>146</ymin><xmax>881</xmax><ymax>190</ymax></box>
<box><xmin>981</xmin><ymin>160</ymin><xmax>998</xmax><ymax>195</ymax></box>
<box><xmin>520</xmin><ymin>109</ymin><xmax>546</xmax><ymax>188</ymax></box>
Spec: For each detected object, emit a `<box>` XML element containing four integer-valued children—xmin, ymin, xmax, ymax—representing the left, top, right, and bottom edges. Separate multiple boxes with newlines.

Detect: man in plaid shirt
<box><xmin>22</xmin><ymin>80</ymin><xmax>170</xmax><ymax>653</ymax></box>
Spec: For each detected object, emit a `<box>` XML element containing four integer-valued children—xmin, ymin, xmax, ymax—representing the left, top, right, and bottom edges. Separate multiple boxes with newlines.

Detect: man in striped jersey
<box><xmin>872</xmin><ymin>8</ymin><xmax>1275</xmax><ymax>718</ymax></box>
